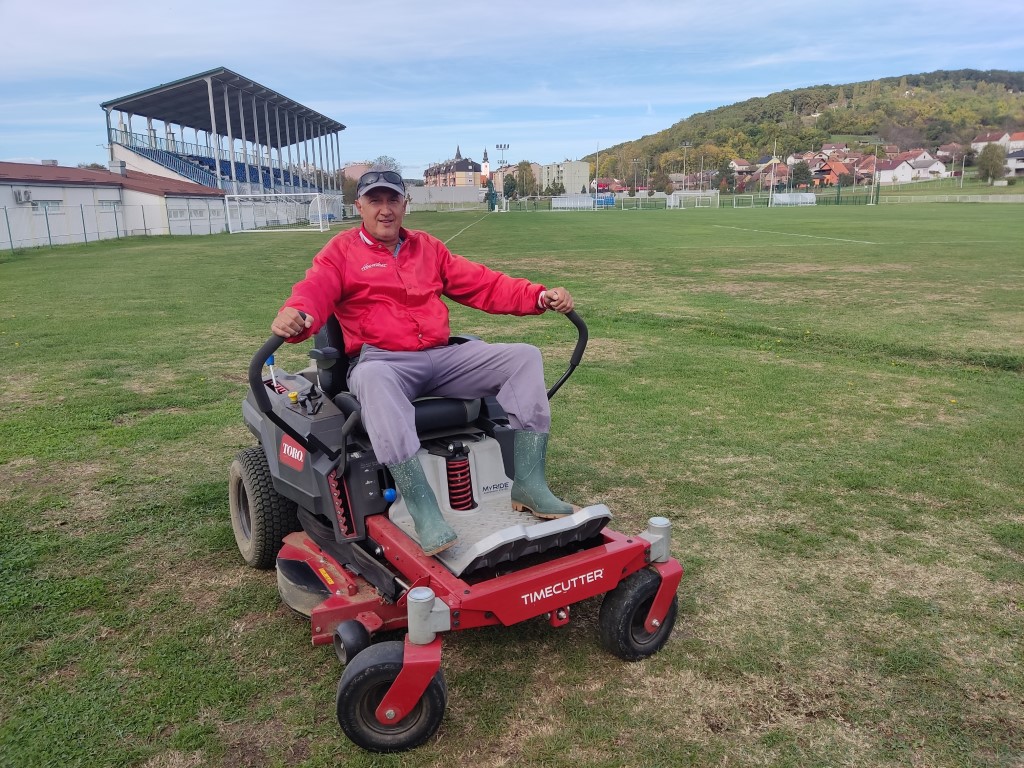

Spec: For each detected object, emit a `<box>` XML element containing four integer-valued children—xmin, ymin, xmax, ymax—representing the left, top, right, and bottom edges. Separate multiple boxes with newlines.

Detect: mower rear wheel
<box><xmin>599</xmin><ymin>567</ymin><xmax>677</xmax><ymax>661</ymax></box>
<box><xmin>229</xmin><ymin>446</ymin><xmax>299</xmax><ymax>570</ymax></box>
<box><xmin>336</xmin><ymin>641</ymin><xmax>447</xmax><ymax>752</ymax></box>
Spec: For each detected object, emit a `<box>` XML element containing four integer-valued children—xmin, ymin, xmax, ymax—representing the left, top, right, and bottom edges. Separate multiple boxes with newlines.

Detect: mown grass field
<box><xmin>1</xmin><ymin>203</ymin><xmax>1022</xmax><ymax>768</ymax></box>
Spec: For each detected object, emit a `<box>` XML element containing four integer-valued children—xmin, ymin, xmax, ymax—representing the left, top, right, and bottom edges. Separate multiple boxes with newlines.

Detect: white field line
<box><xmin>713</xmin><ymin>224</ymin><xmax>880</xmax><ymax>245</ymax></box>
<box><xmin>444</xmin><ymin>214</ymin><xmax>491</xmax><ymax>245</ymax></box>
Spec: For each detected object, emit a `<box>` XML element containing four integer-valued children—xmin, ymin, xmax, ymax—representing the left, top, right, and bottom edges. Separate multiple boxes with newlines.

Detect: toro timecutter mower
<box><xmin>228</xmin><ymin>310</ymin><xmax>683</xmax><ymax>752</ymax></box>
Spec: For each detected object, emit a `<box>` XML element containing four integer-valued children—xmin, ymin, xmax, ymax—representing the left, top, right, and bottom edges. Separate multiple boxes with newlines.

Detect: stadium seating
<box><xmin>118</xmin><ymin>140</ymin><xmax>321</xmax><ymax>193</ymax></box>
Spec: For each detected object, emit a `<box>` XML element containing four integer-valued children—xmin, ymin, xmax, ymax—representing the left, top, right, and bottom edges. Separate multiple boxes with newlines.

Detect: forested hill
<box><xmin>586</xmin><ymin>69</ymin><xmax>1024</xmax><ymax>179</ymax></box>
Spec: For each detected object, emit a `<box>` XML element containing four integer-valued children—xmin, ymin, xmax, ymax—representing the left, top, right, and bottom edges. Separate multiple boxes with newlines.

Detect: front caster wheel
<box><xmin>334</xmin><ymin>620</ymin><xmax>371</xmax><ymax>665</ymax></box>
<box><xmin>599</xmin><ymin>567</ymin><xmax>678</xmax><ymax>660</ymax></box>
<box><xmin>336</xmin><ymin>641</ymin><xmax>446</xmax><ymax>752</ymax></box>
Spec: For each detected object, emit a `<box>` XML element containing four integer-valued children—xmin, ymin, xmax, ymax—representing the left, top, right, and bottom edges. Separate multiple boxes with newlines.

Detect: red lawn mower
<box><xmin>228</xmin><ymin>310</ymin><xmax>683</xmax><ymax>752</ymax></box>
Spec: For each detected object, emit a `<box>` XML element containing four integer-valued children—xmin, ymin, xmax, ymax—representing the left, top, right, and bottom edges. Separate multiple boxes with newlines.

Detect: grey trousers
<box><xmin>347</xmin><ymin>340</ymin><xmax>550</xmax><ymax>465</ymax></box>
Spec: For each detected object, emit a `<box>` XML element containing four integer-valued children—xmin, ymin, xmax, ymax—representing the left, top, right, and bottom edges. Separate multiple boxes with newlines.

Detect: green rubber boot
<box><xmin>388</xmin><ymin>457</ymin><xmax>458</xmax><ymax>555</ymax></box>
<box><xmin>510</xmin><ymin>431</ymin><xmax>574</xmax><ymax>519</ymax></box>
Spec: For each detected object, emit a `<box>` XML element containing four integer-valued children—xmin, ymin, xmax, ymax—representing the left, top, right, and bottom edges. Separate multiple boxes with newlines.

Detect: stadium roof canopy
<box><xmin>100</xmin><ymin>67</ymin><xmax>345</xmax><ymax>149</ymax></box>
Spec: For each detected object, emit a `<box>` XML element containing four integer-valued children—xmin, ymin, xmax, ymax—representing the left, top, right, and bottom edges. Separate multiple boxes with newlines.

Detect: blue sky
<box><xmin>1</xmin><ymin>0</ymin><xmax>1022</xmax><ymax>178</ymax></box>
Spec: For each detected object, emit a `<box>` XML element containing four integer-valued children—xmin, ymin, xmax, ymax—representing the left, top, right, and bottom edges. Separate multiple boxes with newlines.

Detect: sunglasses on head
<box><xmin>358</xmin><ymin>170</ymin><xmax>404</xmax><ymax>187</ymax></box>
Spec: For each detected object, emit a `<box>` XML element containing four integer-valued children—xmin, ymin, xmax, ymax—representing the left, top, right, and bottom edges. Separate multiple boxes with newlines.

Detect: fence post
<box><xmin>81</xmin><ymin>204</ymin><xmax>88</xmax><ymax>244</ymax></box>
<box><xmin>114</xmin><ymin>204</ymin><xmax>121</xmax><ymax>239</ymax></box>
<box><xmin>141</xmin><ymin>205</ymin><xmax>147</xmax><ymax>236</ymax></box>
<box><xmin>43</xmin><ymin>206</ymin><xmax>53</xmax><ymax>248</ymax></box>
<box><xmin>3</xmin><ymin>207</ymin><xmax>13</xmax><ymax>251</ymax></box>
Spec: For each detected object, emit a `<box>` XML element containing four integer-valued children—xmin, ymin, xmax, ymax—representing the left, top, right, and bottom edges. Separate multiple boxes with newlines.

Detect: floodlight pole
<box><xmin>496</xmin><ymin>143</ymin><xmax>510</xmax><ymax>194</ymax></box>
<box><xmin>631</xmin><ymin>158</ymin><xmax>640</xmax><ymax>196</ymax></box>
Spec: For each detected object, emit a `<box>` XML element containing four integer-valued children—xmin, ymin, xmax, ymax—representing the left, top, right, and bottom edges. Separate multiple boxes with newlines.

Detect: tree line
<box><xmin>585</xmin><ymin>69</ymin><xmax>1024</xmax><ymax>190</ymax></box>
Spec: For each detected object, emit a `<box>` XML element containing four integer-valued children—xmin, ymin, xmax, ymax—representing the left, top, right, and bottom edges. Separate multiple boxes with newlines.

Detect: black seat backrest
<box><xmin>316</xmin><ymin>314</ymin><xmax>483</xmax><ymax>435</ymax></box>
<box><xmin>313</xmin><ymin>315</ymin><xmax>350</xmax><ymax>398</ymax></box>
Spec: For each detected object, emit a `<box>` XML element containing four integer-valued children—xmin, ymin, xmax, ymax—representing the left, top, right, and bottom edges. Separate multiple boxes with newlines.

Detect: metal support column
<box><xmin>284</xmin><ymin>112</ymin><xmax>293</xmax><ymax>192</ymax></box>
<box><xmin>223</xmin><ymin>85</ymin><xmax>237</xmax><ymax>190</ymax></box>
<box><xmin>206</xmin><ymin>78</ymin><xmax>221</xmax><ymax>184</ymax></box>
<box><xmin>237</xmin><ymin>91</ymin><xmax>249</xmax><ymax>169</ymax></box>
<box><xmin>274</xmin><ymin>106</ymin><xmax>284</xmax><ymax>194</ymax></box>
<box><xmin>302</xmin><ymin>118</ymin><xmax>310</xmax><ymax>190</ymax></box>
<box><xmin>250</xmin><ymin>94</ymin><xmax>261</xmax><ymax>180</ymax></box>
<box><xmin>328</xmin><ymin>131</ymin><xmax>337</xmax><ymax>192</ymax></box>
<box><xmin>334</xmin><ymin>133</ymin><xmax>342</xmax><ymax>195</ymax></box>
<box><xmin>293</xmin><ymin>114</ymin><xmax>302</xmax><ymax>188</ymax></box>
<box><xmin>263</xmin><ymin>100</ymin><xmax>273</xmax><ymax>185</ymax></box>
<box><xmin>104</xmin><ymin>108</ymin><xmax>114</xmax><ymax>161</ymax></box>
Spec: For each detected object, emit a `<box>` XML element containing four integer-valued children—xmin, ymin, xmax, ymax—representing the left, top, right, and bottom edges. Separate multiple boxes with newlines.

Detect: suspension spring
<box><xmin>445</xmin><ymin>443</ymin><xmax>475</xmax><ymax>510</ymax></box>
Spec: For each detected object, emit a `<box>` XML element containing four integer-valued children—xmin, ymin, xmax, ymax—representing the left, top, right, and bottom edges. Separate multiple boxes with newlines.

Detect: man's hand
<box><xmin>271</xmin><ymin>308</ymin><xmax>314</xmax><ymax>338</ymax></box>
<box><xmin>542</xmin><ymin>288</ymin><xmax>574</xmax><ymax>314</ymax></box>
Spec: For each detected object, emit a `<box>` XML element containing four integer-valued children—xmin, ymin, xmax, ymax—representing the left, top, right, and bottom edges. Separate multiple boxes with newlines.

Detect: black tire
<box><xmin>599</xmin><ymin>567</ymin><xmax>678</xmax><ymax>661</ymax></box>
<box><xmin>228</xmin><ymin>446</ymin><xmax>299</xmax><ymax>569</ymax></box>
<box><xmin>334</xmin><ymin>620</ymin><xmax>372</xmax><ymax>665</ymax></box>
<box><xmin>336</xmin><ymin>641</ymin><xmax>447</xmax><ymax>753</ymax></box>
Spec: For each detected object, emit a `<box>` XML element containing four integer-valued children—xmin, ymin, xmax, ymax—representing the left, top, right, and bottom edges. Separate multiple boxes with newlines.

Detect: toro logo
<box><xmin>279</xmin><ymin>435</ymin><xmax>306</xmax><ymax>471</ymax></box>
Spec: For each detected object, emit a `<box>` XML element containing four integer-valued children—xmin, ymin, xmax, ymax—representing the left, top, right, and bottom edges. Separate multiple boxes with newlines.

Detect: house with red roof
<box><xmin>1</xmin><ymin>160</ymin><xmax>225</xmax><ymax>248</ymax></box>
<box><xmin>971</xmin><ymin>132</ymin><xmax>1011</xmax><ymax>154</ymax></box>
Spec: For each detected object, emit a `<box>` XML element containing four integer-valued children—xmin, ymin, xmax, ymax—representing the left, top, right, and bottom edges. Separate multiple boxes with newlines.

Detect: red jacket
<box><xmin>283</xmin><ymin>226</ymin><xmax>547</xmax><ymax>355</ymax></box>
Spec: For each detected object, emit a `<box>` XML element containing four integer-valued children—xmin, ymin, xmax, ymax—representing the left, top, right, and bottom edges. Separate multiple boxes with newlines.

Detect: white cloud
<box><xmin>1</xmin><ymin>0</ymin><xmax>1021</xmax><ymax>169</ymax></box>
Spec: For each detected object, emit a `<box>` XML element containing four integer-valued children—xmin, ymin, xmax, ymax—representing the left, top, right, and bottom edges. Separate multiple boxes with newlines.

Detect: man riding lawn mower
<box><xmin>227</xmin><ymin>170</ymin><xmax>683</xmax><ymax>751</ymax></box>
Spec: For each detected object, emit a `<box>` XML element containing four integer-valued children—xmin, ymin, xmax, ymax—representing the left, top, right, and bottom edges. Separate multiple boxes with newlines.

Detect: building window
<box><xmin>31</xmin><ymin>200</ymin><xmax>63</xmax><ymax>215</ymax></box>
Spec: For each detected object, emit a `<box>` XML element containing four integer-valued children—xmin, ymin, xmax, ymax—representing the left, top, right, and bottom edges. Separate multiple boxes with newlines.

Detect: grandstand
<box><xmin>100</xmin><ymin>67</ymin><xmax>345</xmax><ymax>196</ymax></box>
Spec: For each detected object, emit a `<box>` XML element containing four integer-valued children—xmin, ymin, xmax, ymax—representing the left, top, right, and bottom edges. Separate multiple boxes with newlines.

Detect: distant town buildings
<box><xmin>538</xmin><ymin>160</ymin><xmax>589</xmax><ymax>195</ymax></box>
<box><xmin>423</xmin><ymin>146</ymin><xmax>481</xmax><ymax>188</ymax></box>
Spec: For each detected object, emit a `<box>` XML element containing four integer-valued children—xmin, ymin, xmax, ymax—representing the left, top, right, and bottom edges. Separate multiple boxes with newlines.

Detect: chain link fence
<box><xmin>2</xmin><ymin>200</ymin><xmax>228</xmax><ymax>250</ymax></box>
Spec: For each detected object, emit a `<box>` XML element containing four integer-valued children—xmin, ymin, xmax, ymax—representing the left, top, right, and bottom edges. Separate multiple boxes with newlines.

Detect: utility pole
<box><xmin>680</xmin><ymin>142</ymin><xmax>692</xmax><ymax>190</ymax></box>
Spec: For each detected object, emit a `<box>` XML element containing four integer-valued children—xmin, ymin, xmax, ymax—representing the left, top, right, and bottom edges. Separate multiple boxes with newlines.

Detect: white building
<box><xmin>1</xmin><ymin>161</ymin><xmax>226</xmax><ymax>249</ymax></box>
<box><xmin>539</xmin><ymin>161</ymin><xmax>589</xmax><ymax>195</ymax></box>
<box><xmin>875</xmin><ymin>155</ymin><xmax>948</xmax><ymax>184</ymax></box>
<box><xmin>971</xmin><ymin>132</ymin><xmax>1010</xmax><ymax>155</ymax></box>
<box><xmin>1006</xmin><ymin>150</ymin><xmax>1024</xmax><ymax>178</ymax></box>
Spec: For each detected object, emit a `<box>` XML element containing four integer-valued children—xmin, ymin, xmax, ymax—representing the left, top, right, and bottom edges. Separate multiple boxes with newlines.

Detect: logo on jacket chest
<box><xmin>361</xmin><ymin>261</ymin><xmax>390</xmax><ymax>272</ymax></box>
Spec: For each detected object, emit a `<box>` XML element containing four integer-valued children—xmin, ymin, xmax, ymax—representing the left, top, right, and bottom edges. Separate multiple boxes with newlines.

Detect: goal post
<box><xmin>225</xmin><ymin>192</ymin><xmax>347</xmax><ymax>233</ymax></box>
<box><xmin>667</xmin><ymin>190</ymin><xmax>720</xmax><ymax>209</ymax></box>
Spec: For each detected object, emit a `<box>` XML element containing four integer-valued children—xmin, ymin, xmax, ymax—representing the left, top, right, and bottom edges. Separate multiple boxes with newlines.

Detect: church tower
<box><xmin>481</xmin><ymin>148</ymin><xmax>490</xmax><ymax>182</ymax></box>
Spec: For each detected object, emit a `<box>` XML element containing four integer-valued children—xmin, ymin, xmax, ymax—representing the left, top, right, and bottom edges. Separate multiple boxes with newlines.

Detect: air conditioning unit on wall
<box><xmin>13</xmin><ymin>189</ymin><xmax>33</xmax><ymax>203</ymax></box>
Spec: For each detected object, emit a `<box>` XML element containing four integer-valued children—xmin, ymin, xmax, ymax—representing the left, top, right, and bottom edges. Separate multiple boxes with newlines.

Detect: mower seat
<box><xmin>315</xmin><ymin>315</ymin><xmax>484</xmax><ymax>435</ymax></box>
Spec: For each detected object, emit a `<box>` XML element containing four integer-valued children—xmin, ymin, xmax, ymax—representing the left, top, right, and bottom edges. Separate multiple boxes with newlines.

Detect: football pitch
<box><xmin>1</xmin><ymin>204</ymin><xmax>1022</xmax><ymax>767</ymax></box>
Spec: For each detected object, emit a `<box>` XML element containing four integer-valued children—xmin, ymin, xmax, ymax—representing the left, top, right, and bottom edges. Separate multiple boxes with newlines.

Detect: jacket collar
<box><xmin>359</xmin><ymin>225</ymin><xmax>413</xmax><ymax>248</ymax></box>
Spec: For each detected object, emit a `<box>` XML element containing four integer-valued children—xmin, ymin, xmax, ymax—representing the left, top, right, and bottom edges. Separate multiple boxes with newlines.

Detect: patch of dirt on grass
<box><xmin>171</xmin><ymin>559</ymin><xmax>252</xmax><ymax>612</ymax></box>
<box><xmin>544</xmin><ymin>336</ymin><xmax>638</xmax><ymax>365</ymax></box>
<box><xmin>216</xmin><ymin>720</ymin><xmax>274</xmax><ymax>768</ymax></box>
<box><xmin>12</xmin><ymin>460</ymin><xmax>114</xmax><ymax>536</ymax></box>
<box><xmin>140</xmin><ymin>751</ymin><xmax>205</xmax><ymax>768</ymax></box>
<box><xmin>719</xmin><ymin>263</ymin><xmax>914</xmax><ymax>277</ymax></box>
<box><xmin>123</xmin><ymin>366</ymin><xmax>181</xmax><ymax>396</ymax></box>
<box><xmin>460</xmin><ymin>654</ymin><xmax>568</xmax><ymax>766</ymax></box>
<box><xmin>0</xmin><ymin>371</ymin><xmax>41</xmax><ymax>405</ymax></box>
<box><xmin>112</xmin><ymin>406</ymin><xmax>190</xmax><ymax>426</ymax></box>
<box><xmin>621</xmin><ymin>665</ymin><xmax>873</xmax><ymax>761</ymax></box>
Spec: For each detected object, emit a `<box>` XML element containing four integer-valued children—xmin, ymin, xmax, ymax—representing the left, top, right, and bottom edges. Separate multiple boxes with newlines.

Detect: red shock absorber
<box><xmin>445</xmin><ymin>442</ymin><xmax>475</xmax><ymax>510</ymax></box>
